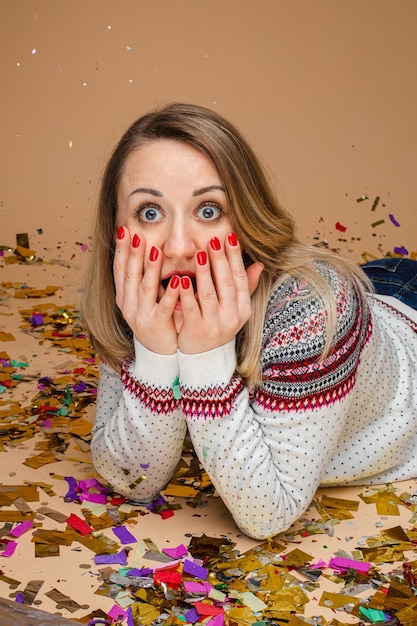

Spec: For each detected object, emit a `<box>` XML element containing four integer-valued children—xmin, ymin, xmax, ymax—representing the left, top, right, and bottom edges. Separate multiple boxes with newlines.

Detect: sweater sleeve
<box><xmin>182</xmin><ymin>267</ymin><xmax>372</xmax><ymax>539</ymax></box>
<box><xmin>91</xmin><ymin>339</ymin><xmax>187</xmax><ymax>502</ymax></box>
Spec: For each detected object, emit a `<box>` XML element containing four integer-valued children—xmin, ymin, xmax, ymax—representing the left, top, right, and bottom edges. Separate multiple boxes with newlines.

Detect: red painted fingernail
<box><xmin>210</xmin><ymin>237</ymin><xmax>221</xmax><ymax>251</ymax></box>
<box><xmin>197</xmin><ymin>250</ymin><xmax>207</xmax><ymax>266</ymax></box>
<box><xmin>117</xmin><ymin>225</ymin><xmax>125</xmax><ymax>240</ymax></box>
<box><xmin>132</xmin><ymin>234</ymin><xmax>140</xmax><ymax>248</ymax></box>
<box><xmin>170</xmin><ymin>275</ymin><xmax>180</xmax><ymax>289</ymax></box>
<box><xmin>181</xmin><ymin>276</ymin><xmax>191</xmax><ymax>289</ymax></box>
<box><xmin>228</xmin><ymin>232</ymin><xmax>238</xmax><ymax>246</ymax></box>
<box><xmin>150</xmin><ymin>246</ymin><xmax>159</xmax><ymax>261</ymax></box>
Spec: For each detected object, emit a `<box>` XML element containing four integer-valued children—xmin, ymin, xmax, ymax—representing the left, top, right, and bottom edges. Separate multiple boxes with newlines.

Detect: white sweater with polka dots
<box><xmin>91</xmin><ymin>264</ymin><xmax>417</xmax><ymax>539</ymax></box>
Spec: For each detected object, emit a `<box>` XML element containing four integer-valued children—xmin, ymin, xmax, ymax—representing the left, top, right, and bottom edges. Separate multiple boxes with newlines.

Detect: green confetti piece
<box><xmin>172</xmin><ymin>376</ymin><xmax>181</xmax><ymax>400</ymax></box>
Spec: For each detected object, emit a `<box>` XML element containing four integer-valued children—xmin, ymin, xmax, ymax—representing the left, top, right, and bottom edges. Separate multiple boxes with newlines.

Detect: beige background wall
<box><xmin>1</xmin><ymin>0</ymin><xmax>416</xmax><ymax>273</ymax></box>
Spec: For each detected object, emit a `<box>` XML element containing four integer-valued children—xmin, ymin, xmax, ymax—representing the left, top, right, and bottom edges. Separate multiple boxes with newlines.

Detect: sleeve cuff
<box><xmin>177</xmin><ymin>339</ymin><xmax>237</xmax><ymax>388</ymax></box>
<box><xmin>131</xmin><ymin>337</ymin><xmax>179</xmax><ymax>388</ymax></box>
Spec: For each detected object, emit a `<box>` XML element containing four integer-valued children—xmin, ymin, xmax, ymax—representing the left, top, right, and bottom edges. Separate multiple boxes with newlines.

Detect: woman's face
<box><xmin>116</xmin><ymin>138</ymin><xmax>234</xmax><ymax>300</ymax></box>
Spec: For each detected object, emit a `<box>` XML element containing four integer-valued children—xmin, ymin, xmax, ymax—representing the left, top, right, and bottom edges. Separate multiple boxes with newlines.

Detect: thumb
<box><xmin>246</xmin><ymin>262</ymin><xmax>264</xmax><ymax>296</ymax></box>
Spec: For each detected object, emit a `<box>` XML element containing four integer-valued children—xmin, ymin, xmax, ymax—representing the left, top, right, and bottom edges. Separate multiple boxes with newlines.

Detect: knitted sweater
<box><xmin>91</xmin><ymin>263</ymin><xmax>417</xmax><ymax>539</ymax></box>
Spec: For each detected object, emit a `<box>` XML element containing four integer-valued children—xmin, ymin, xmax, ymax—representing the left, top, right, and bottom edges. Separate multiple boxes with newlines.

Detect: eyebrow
<box><xmin>128</xmin><ymin>187</ymin><xmax>163</xmax><ymax>198</ymax></box>
<box><xmin>192</xmin><ymin>185</ymin><xmax>226</xmax><ymax>196</ymax></box>
<box><xmin>128</xmin><ymin>185</ymin><xmax>225</xmax><ymax>198</ymax></box>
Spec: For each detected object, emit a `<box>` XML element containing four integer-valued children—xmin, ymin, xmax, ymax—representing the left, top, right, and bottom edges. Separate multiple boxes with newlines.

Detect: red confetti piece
<box><xmin>194</xmin><ymin>601</ymin><xmax>224</xmax><ymax>616</ymax></box>
<box><xmin>66</xmin><ymin>513</ymin><xmax>93</xmax><ymax>536</ymax></box>
<box><xmin>154</xmin><ymin>569</ymin><xmax>182</xmax><ymax>589</ymax></box>
<box><xmin>335</xmin><ymin>222</ymin><xmax>347</xmax><ymax>232</ymax></box>
<box><xmin>160</xmin><ymin>509</ymin><xmax>175</xmax><ymax>520</ymax></box>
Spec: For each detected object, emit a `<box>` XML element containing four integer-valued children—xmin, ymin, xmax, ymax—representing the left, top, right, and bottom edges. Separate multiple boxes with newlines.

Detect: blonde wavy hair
<box><xmin>81</xmin><ymin>102</ymin><xmax>371</xmax><ymax>386</ymax></box>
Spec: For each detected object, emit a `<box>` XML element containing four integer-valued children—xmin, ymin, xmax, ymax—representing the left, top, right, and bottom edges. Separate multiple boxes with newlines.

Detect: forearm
<box><xmin>91</xmin><ymin>343</ymin><xmax>186</xmax><ymax>502</ymax></box>
<box><xmin>178</xmin><ymin>342</ymin><xmax>349</xmax><ymax>539</ymax></box>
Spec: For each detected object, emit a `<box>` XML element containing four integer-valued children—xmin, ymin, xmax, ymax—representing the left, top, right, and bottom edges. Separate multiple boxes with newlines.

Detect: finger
<box><xmin>113</xmin><ymin>225</ymin><xmax>132</xmax><ymax>308</ymax></box>
<box><xmin>121</xmin><ymin>232</ymin><xmax>146</xmax><ymax>311</ymax></box>
<box><xmin>138</xmin><ymin>245</ymin><xmax>162</xmax><ymax>305</ymax></box>
<box><xmin>206</xmin><ymin>236</ymin><xmax>237</xmax><ymax>307</ymax></box>
<box><xmin>178</xmin><ymin>275</ymin><xmax>201</xmax><ymax>319</ymax></box>
<box><xmin>157</xmin><ymin>274</ymin><xmax>181</xmax><ymax>319</ymax></box>
<box><xmin>193</xmin><ymin>248</ymin><xmax>219</xmax><ymax>314</ymax></box>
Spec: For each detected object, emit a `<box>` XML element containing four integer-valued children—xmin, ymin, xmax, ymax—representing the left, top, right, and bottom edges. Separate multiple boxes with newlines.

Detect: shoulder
<box><xmin>262</xmin><ymin>260</ymin><xmax>370</xmax><ymax>361</ymax></box>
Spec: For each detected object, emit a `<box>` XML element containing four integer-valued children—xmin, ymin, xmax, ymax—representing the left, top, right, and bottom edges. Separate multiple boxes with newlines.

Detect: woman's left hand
<box><xmin>176</xmin><ymin>233</ymin><xmax>264</xmax><ymax>354</ymax></box>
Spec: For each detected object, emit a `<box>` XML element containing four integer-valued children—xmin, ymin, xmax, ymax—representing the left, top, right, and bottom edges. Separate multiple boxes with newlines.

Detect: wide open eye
<box><xmin>137</xmin><ymin>204</ymin><xmax>163</xmax><ymax>222</ymax></box>
<box><xmin>196</xmin><ymin>202</ymin><xmax>222</xmax><ymax>221</ymax></box>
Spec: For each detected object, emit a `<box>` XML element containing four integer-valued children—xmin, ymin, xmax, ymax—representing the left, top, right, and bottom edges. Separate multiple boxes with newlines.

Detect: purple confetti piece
<box><xmin>184</xmin><ymin>607</ymin><xmax>200</xmax><ymax>623</ymax></box>
<box><xmin>183</xmin><ymin>558</ymin><xmax>208</xmax><ymax>579</ymax></box>
<box><xmin>94</xmin><ymin>549</ymin><xmax>128</xmax><ymax>565</ymax></box>
<box><xmin>388</xmin><ymin>213</ymin><xmax>401</xmax><ymax>227</ymax></box>
<box><xmin>14</xmin><ymin>593</ymin><xmax>24</xmax><ymax>604</ymax></box>
<box><xmin>393</xmin><ymin>246</ymin><xmax>408</xmax><ymax>255</ymax></box>
<box><xmin>146</xmin><ymin>494</ymin><xmax>167</xmax><ymax>511</ymax></box>
<box><xmin>30</xmin><ymin>314</ymin><xmax>44</xmax><ymax>326</ymax></box>
<box><xmin>126</xmin><ymin>606</ymin><xmax>134</xmax><ymax>626</ymax></box>
<box><xmin>112</xmin><ymin>525</ymin><xmax>137</xmax><ymax>545</ymax></box>
<box><xmin>73</xmin><ymin>381</ymin><xmax>87</xmax><ymax>392</ymax></box>
<box><xmin>64</xmin><ymin>476</ymin><xmax>79</xmax><ymax>502</ymax></box>
<box><xmin>127</xmin><ymin>567</ymin><xmax>153</xmax><ymax>577</ymax></box>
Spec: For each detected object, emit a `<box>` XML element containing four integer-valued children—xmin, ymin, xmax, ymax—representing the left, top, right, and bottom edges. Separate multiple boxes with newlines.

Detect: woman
<box><xmin>81</xmin><ymin>103</ymin><xmax>417</xmax><ymax>540</ymax></box>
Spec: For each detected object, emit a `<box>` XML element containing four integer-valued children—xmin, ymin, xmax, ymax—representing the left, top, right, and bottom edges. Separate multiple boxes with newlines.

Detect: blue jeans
<box><xmin>361</xmin><ymin>258</ymin><xmax>417</xmax><ymax>310</ymax></box>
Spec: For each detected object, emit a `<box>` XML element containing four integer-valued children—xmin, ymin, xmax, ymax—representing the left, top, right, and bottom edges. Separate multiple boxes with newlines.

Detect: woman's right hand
<box><xmin>113</xmin><ymin>225</ymin><xmax>180</xmax><ymax>355</ymax></box>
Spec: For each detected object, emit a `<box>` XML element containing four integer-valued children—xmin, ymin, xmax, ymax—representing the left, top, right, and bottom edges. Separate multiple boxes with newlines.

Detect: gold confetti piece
<box><xmin>320</xmin><ymin>494</ymin><xmax>360</xmax><ymax>511</ymax></box>
<box><xmin>16</xmin><ymin>233</ymin><xmax>30</xmax><ymax>248</ymax></box>
<box><xmin>0</xmin><ymin>484</ymin><xmax>39</xmax><ymax>503</ymax></box>
<box><xmin>319</xmin><ymin>590</ymin><xmax>360</xmax><ymax>609</ymax></box>
<box><xmin>0</xmin><ymin>331</ymin><xmax>15</xmax><ymax>341</ymax></box>
<box><xmin>23</xmin><ymin>450</ymin><xmax>58</xmax><ymax>469</ymax></box>
<box><xmin>361</xmin><ymin>546</ymin><xmax>406</xmax><ymax>563</ymax></box>
<box><xmin>163</xmin><ymin>483</ymin><xmax>199</xmax><ymax>498</ymax></box>
<box><xmin>35</xmin><ymin>543</ymin><xmax>61</xmax><ymax>557</ymax></box>
<box><xmin>45</xmin><ymin>588</ymin><xmax>83</xmax><ymax>613</ymax></box>
<box><xmin>0</xmin><ymin>573</ymin><xmax>21</xmax><ymax>586</ymax></box>
<box><xmin>281</xmin><ymin>548</ymin><xmax>314</xmax><ymax>567</ymax></box>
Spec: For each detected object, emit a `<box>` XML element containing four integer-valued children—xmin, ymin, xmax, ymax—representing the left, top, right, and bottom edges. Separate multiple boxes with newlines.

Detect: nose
<box><xmin>162</xmin><ymin>219</ymin><xmax>197</xmax><ymax>261</ymax></box>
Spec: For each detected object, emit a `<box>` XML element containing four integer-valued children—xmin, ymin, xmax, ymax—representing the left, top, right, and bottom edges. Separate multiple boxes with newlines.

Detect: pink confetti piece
<box><xmin>162</xmin><ymin>543</ymin><xmax>188</xmax><ymax>559</ymax></box>
<box><xmin>328</xmin><ymin>556</ymin><xmax>371</xmax><ymax>574</ymax></box>
<box><xmin>183</xmin><ymin>581</ymin><xmax>212</xmax><ymax>594</ymax></box>
<box><xmin>9</xmin><ymin>520</ymin><xmax>34</xmax><ymax>538</ymax></box>
<box><xmin>108</xmin><ymin>604</ymin><xmax>127</xmax><ymax>621</ymax></box>
<box><xmin>207</xmin><ymin>615</ymin><xmax>225</xmax><ymax>626</ymax></box>
<box><xmin>389</xmin><ymin>214</ymin><xmax>401</xmax><ymax>227</ymax></box>
<box><xmin>1</xmin><ymin>540</ymin><xmax>18</xmax><ymax>557</ymax></box>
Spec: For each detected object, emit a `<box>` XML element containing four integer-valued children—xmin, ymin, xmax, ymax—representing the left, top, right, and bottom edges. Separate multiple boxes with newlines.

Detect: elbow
<box><xmin>227</xmin><ymin>491</ymin><xmax>310</xmax><ymax>541</ymax></box>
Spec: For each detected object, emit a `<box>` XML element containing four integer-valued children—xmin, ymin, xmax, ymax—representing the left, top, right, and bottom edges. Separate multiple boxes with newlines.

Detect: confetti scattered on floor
<box><xmin>1</xmin><ymin>239</ymin><xmax>417</xmax><ymax>625</ymax></box>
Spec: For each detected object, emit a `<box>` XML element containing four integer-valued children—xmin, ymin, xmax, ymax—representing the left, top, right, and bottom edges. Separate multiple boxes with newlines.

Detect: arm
<box><xmin>182</xmin><ymin>273</ymin><xmax>372</xmax><ymax>539</ymax></box>
<box><xmin>91</xmin><ymin>339</ymin><xmax>187</xmax><ymax>502</ymax></box>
